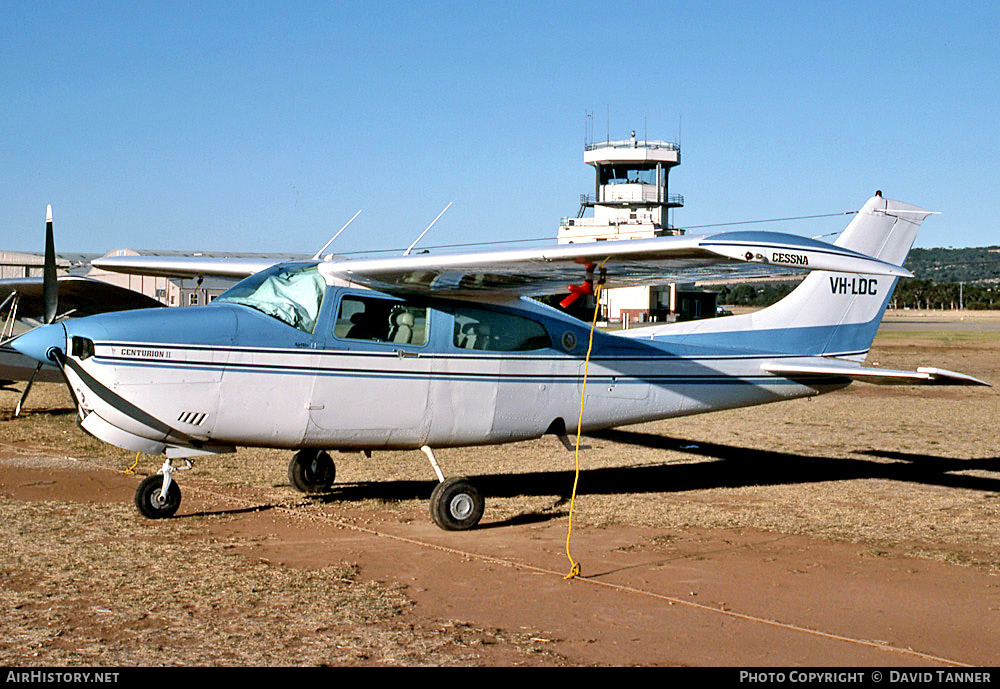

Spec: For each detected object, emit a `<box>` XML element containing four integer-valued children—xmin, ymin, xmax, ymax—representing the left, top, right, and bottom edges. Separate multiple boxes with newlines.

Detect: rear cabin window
<box><xmin>452</xmin><ymin>307</ymin><xmax>551</xmax><ymax>351</ymax></box>
<box><xmin>335</xmin><ymin>295</ymin><xmax>428</xmax><ymax>346</ymax></box>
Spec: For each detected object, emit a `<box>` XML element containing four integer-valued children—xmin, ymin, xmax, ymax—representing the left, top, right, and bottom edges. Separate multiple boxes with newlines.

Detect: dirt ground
<box><xmin>1</xmin><ymin>309</ymin><xmax>998</xmax><ymax>666</ymax></box>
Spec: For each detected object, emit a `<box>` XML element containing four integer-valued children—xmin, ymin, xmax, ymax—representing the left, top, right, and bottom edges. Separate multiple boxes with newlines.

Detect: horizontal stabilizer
<box><xmin>763</xmin><ymin>361</ymin><xmax>991</xmax><ymax>386</ymax></box>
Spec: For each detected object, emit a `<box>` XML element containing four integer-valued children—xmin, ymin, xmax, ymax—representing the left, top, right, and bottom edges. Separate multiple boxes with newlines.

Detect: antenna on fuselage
<box><xmin>403</xmin><ymin>201</ymin><xmax>453</xmax><ymax>256</ymax></box>
<box><xmin>312</xmin><ymin>209</ymin><xmax>362</xmax><ymax>260</ymax></box>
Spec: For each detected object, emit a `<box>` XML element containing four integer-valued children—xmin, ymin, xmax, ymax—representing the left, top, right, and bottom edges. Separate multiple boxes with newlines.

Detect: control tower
<box><xmin>558</xmin><ymin>131</ymin><xmax>688</xmax><ymax>322</ymax></box>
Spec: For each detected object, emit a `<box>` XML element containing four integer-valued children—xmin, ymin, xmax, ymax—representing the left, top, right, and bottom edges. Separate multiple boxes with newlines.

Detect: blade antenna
<box><xmin>312</xmin><ymin>209</ymin><xmax>362</xmax><ymax>260</ymax></box>
<box><xmin>404</xmin><ymin>202</ymin><xmax>453</xmax><ymax>256</ymax></box>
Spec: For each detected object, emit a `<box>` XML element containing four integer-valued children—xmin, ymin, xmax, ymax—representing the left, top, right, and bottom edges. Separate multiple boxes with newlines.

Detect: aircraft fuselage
<box><xmin>42</xmin><ymin>281</ymin><xmax>843</xmax><ymax>459</ymax></box>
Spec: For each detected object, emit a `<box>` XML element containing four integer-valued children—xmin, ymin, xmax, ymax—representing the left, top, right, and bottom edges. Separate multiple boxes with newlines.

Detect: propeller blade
<box><xmin>43</xmin><ymin>204</ymin><xmax>58</xmax><ymax>325</ymax></box>
<box><xmin>14</xmin><ymin>362</ymin><xmax>42</xmax><ymax>418</ymax></box>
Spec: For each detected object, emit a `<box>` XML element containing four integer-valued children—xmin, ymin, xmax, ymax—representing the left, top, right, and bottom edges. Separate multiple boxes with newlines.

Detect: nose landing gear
<box><xmin>134</xmin><ymin>458</ymin><xmax>192</xmax><ymax>519</ymax></box>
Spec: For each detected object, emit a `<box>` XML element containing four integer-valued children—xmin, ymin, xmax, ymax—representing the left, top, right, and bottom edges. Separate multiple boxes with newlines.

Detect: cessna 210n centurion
<box><xmin>9</xmin><ymin>194</ymin><xmax>989</xmax><ymax>529</ymax></box>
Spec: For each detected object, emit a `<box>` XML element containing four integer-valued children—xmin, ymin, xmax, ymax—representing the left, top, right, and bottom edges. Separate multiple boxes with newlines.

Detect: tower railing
<box><xmin>584</xmin><ymin>139</ymin><xmax>679</xmax><ymax>152</ymax></box>
<box><xmin>580</xmin><ymin>192</ymin><xmax>684</xmax><ymax>206</ymax></box>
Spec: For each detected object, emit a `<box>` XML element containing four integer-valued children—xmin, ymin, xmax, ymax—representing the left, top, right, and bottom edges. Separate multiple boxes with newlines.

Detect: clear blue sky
<box><xmin>2</xmin><ymin>1</ymin><xmax>997</xmax><ymax>255</ymax></box>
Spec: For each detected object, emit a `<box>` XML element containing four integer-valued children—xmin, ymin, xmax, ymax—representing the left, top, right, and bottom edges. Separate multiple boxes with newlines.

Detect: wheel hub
<box><xmin>449</xmin><ymin>493</ymin><xmax>474</xmax><ymax>520</ymax></box>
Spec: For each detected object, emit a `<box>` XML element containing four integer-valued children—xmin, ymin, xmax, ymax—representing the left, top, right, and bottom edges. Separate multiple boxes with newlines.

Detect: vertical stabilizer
<box><xmin>631</xmin><ymin>194</ymin><xmax>933</xmax><ymax>359</ymax></box>
<box><xmin>750</xmin><ymin>194</ymin><xmax>931</xmax><ymax>357</ymax></box>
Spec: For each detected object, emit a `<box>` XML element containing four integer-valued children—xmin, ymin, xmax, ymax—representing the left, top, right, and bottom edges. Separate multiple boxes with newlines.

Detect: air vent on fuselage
<box><xmin>177</xmin><ymin>411</ymin><xmax>208</xmax><ymax>426</ymax></box>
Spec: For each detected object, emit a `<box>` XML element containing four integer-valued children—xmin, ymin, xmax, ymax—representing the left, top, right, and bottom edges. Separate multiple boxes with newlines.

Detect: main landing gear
<box><xmin>284</xmin><ymin>445</ymin><xmax>485</xmax><ymax>531</ymax></box>
<box><xmin>134</xmin><ymin>458</ymin><xmax>192</xmax><ymax>519</ymax></box>
<box><xmin>287</xmin><ymin>449</ymin><xmax>336</xmax><ymax>493</ymax></box>
<box><xmin>421</xmin><ymin>445</ymin><xmax>484</xmax><ymax>531</ymax></box>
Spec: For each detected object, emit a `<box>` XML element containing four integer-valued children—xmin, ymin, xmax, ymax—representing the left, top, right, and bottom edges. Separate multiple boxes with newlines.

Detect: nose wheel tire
<box><xmin>288</xmin><ymin>449</ymin><xmax>336</xmax><ymax>493</ymax></box>
<box><xmin>134</xmin><ymin>474</ymin><xmax>181</xmax><ymax>519</ymax></box>
<box><xmin>430</xmin><ymin>477</ymin><xmax>484</xmax><ymax>531</ymax></box>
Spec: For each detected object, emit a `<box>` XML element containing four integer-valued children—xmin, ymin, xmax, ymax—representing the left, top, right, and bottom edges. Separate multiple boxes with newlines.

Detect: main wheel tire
<box><xmin>288</xmin><ymin>449</ymin><xmax>336</xmax><ymax>493</ymax></box>
<box><xmin>429</xmin><ymin>477</ymin><xmax>484</xmax><ymax>531</ymax></box>
<box><xmin>134</xmin><ymin>474</ymin><xmax>181</xmax><ymax>519</ymax></box>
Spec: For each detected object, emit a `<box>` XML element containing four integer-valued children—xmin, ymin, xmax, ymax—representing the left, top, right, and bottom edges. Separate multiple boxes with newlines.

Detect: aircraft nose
<box><xmin>9</xmin><ymin>323</ymin><xmax>66</xmax><ymax>364</ymax></box>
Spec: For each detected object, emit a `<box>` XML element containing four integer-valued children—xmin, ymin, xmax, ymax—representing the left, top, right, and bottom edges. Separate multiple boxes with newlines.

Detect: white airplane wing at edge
<box><xmin>319</xmin><ymin>231</ymin><xmax>912</xmax><ymax>298</ymax></box>
<box><xmin>91</xmin><ymin>256</ymin><xmax>285</xmax><ymax>279</ymax></box>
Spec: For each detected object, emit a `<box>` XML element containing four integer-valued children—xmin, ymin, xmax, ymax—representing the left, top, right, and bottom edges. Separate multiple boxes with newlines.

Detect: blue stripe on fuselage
<box><xmin>650</xmin><ymin>320</ymin><xmax>878</xmax><ymax>357</ymax></box>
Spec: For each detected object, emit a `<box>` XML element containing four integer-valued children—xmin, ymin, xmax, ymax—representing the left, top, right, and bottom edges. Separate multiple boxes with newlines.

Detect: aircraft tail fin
<box><xmin>746</xmin><ymin>193</ymin><xmax>932</xmax><ymax>358</ymax></box>
<box><xmin>634</xmin><ymin>193</ymin><xmax>934</xmax><ymax>359</ymax></box>
<box><xmin>830</xmin><ymin>192</ymin><xmax>930</xmax><ymax>265</ymax></box>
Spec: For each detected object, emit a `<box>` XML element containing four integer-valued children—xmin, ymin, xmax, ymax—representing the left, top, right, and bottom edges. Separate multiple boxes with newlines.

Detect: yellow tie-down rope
<box><xmin>565</xmin><ymin>268</ymin><xmax>607</xmax><ymax>580</ymax></box>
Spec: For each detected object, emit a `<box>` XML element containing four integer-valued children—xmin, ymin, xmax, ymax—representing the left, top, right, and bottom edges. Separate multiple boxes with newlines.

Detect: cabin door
<box><xmin>304</xmin><ymin>291</ymin><xmax>432</xmax><ymax>448</ymax></box>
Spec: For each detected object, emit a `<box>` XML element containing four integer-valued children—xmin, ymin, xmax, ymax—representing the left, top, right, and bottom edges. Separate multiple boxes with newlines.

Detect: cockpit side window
<box><xmin>215</xmin><ymin>263</ymin><xmax>325</xmax><ymax>333</ymax></box>
<box><xmin>335</xmin><ymin>295</ymin><xmax>429</xmax><ymax>346</ymax></box>
<box><xmin>452</xmin><ymin>307</ymin><xmax>551</xmax><ymax>351</ymax></box>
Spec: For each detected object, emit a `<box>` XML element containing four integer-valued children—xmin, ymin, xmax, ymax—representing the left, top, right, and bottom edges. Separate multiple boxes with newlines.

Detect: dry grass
<box><xmin>1</xmin><ymin>500</ymin><xmax>405</xmax><ymax>665</ymax></box>
<box><xmin>0</xmin><ymin>495</ymin><xmax>563</xmax><ymax>666</ymax></box>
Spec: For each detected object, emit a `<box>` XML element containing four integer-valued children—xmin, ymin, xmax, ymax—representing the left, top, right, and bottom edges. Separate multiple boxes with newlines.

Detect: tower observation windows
<box><xmin>598</xmin><ymin>165</ymin><xmax>658</xmax><ymax>185</ymax></box>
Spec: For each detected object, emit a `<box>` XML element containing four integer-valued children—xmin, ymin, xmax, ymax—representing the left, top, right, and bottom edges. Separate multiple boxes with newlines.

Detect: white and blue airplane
<box><xmin>9</xmin><ymin>193</ymin><xmax>989</xmax><ymax>529</ymax></box>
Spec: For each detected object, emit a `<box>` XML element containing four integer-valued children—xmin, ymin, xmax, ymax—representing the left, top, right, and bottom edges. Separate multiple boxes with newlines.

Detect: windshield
<box><xmin>215</xmin><ymin>263</ymin><xmax>325</xmax><ymax>332</ymax></box>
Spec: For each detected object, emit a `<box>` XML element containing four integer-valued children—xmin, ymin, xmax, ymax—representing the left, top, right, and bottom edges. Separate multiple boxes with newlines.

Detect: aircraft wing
<box><xmin>91</xmin><ymin>256</ymin><xmax>286</xmax><ymax>279</ymax></box>
<box><xmin>1</xmin><ymin>276</ymin><xmax>164</xmax><ymax>318</ymax></box>
<box><xmin>763</xmin><ymin>360</ymin><xmax>991</xmax><ymax>386</ymax></box>
<box><xmin>318</xmin><ymin>230</ymin><xmax>912</xmax><ymax>298</ymax></box>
